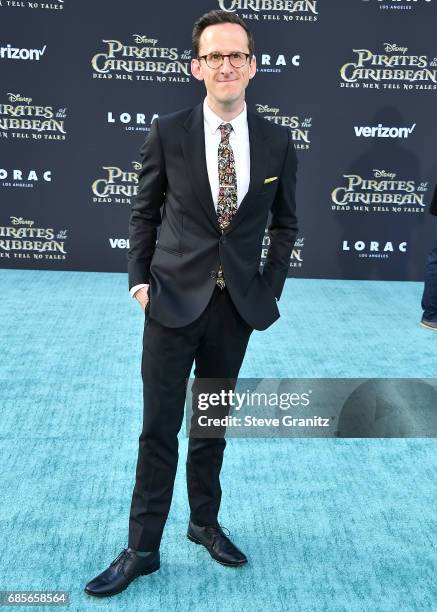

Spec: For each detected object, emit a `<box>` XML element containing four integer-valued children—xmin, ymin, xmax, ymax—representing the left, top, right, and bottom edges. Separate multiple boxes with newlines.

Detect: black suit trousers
<box><xmin>128</xmin><ymin>285</ymin><xmax>253</xmax><ymax>551</ymax></box>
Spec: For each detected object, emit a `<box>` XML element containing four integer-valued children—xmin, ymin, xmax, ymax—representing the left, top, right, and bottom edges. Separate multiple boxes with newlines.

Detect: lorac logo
<box><xmin>340</xmin><ymin>43</ymin><xmax>437</xmax><ymax>90</ymax></box>
<box><xmin>107</xmin><ymin>110</ymin><xmax>155</xmax><ymax>132</ymax></box>
<box><xmin>0</xmin><ymin>166</ymin><xmax>53</xmax><ymax>188</ymax></box>
<box><xmin>0</xmin><ymin>93</ymin><xmax>67</xmax><ymax>140</ymax></box>
<box><xmin>342</xmin><ymin>239</ymin><xmax>407</xmax><ymax>260</ymax></box>
<box><xmin>91</xmin><ymin>163</ymin><xmax>140</xmax><ymax>203</ymax></box>
<box><xmin>91</xmin><ymin>35</ymin><xmax>191</xmax><ymax>83</ymax></box>
<box><xmin>375</xmin><ymin>0</ymin><xmax>432</xmax><ymax>11</ymax></box>
<box><xmin>256</xmin><ymin>104</ymin><xmax>311</xmax><ymax>149</ymax></box>
<box><xmin>257</xmin><ymin>52</ymin><xmax>301</xmax><ymax>73</ymax></box>
<box><xmin>217</xmin><ymin>0</ymin><xmax>318</xmax><ymax>21</ymax></box>
<box><xmin>331</xmin><ymin>169</ymin><xmax>428</xmax><ymax>214</ymax></box>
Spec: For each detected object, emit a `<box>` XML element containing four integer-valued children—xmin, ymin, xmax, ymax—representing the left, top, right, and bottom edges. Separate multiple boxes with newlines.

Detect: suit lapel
<box><xmin>181</xmin><ymin>101</ymin><xmax>270</xmax><ymax>235</ymax></box>
<box><xmin>226</xmin><ymin>108</ymin><xmax>269</xmax><ymax>234</ymax></box>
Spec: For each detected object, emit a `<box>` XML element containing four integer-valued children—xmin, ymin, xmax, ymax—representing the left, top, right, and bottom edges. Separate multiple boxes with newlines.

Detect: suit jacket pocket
<box><xmin>155</xmin><ymin>244</ymin><xmax>183</xmax><ymax>256</ymax></box>
<box><xmin>259</xmin><ymin>180</ymin><xmax>279</xmax><ymax>196</ymax></box>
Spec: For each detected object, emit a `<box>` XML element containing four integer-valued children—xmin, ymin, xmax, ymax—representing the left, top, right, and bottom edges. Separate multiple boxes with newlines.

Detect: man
<box><xmin>85</xmin><ymin>9</ymin><xmax>298</xmax><ymax>598</ymax></box>
<box><xmin>421</xmin><ymin>184</ymin><xmax>437</xmax><ymax>331</ymax></box>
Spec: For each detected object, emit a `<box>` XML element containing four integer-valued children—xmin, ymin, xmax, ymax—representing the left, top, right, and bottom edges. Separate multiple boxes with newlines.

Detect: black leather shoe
<box><xmin>187</xmin><ymin>520</ymin><xmax>247</xmax><ymax>566</ymax></box>
<box><xmin>84</xmin><ymin>548</ymin><xmax>160</xmax><ymax>598</ymax></box>
<box><xmin>421</xmin><ymin>318</ymin><xmax>437</xmax><ymax>331</ymax></box>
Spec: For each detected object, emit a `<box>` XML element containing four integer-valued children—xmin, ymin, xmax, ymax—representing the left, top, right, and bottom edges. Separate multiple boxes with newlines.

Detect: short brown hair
<box><xmin>192</xmin><ymin>9</ymin><xmax>255</xmax><ymax>58</ymax></box>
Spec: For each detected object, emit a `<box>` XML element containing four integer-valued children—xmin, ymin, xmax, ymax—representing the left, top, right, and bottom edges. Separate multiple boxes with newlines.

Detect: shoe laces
<box><xmin>206</xmin><ymin>523</ymin><xmax>231</xmax><ymax>543</ymax></box>
<box><xmin>110</xmin><ymin>548</ymin><xmax>129</xmax><ymax>568</ymax></box>
<box><xmin>218</xmin><ymin>523</ymin><xmax>231</xmax><ymax>537</ymax></box>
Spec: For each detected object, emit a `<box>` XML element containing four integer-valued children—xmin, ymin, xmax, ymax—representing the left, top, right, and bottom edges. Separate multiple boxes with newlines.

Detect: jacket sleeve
<box><xmin>127</xmin><ymin>118</ymin><xmax>166</xmax><ymax>289</ymax></box>
<box><xmin>429</xmin><ymin>184</ymin><xmax>437</xmax><ymax>216</ymax></box>
<box><xmin>262</xmin><ymin>131</ymin><xmax>299</xmax><ymax>301</ymax></box>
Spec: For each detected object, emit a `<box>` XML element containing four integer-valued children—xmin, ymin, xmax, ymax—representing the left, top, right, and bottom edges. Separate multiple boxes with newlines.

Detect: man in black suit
<box><xmin>85</xmin><ymin>9</ymin><xmax>298</xmax><ymax>598</ymax></box>
<box><xmin>421</xmin><ymin>185</ymin><xmax>437</xmax><ymax>330</ymax></box>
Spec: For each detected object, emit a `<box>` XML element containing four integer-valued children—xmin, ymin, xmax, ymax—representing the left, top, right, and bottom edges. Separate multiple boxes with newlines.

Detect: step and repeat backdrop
<box><xmin>1</xmin><ymin>0</ymin><xmax>437</xmax><ymax>281</ymax></box>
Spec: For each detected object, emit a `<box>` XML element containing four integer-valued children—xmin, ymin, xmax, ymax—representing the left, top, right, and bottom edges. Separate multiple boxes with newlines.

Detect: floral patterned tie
<box><xmin>216</xmin><ymin>122</ymin><xmax>238</xmax><ymax>289</ymax></box>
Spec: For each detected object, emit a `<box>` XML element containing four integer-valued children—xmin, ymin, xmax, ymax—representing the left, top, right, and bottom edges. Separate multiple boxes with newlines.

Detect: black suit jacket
<box><xmin>429</xmin><ymin>184</ymin><xmax>437</xmax><ymax>216</ymax></box>
<box><xmin>128</xmin><ymin>100</ymin><xmax>298</xmax><ymax>331</ymax></box>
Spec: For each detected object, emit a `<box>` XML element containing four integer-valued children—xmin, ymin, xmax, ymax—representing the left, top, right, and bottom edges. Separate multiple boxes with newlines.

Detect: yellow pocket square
<box><xmin>264</xmin><ymin>176</ymin><xmax>278</xmax><ymax>184</ymax></box>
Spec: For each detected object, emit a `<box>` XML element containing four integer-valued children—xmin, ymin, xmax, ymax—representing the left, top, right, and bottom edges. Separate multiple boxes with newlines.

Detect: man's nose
<box><xmin>220</xmin><ymin>56</ymin><xmax>235</xmax><ymax>71</ymax></box>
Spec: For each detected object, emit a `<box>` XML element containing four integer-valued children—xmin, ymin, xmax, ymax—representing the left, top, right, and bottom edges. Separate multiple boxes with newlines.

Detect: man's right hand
<box><xmin>134</xmin><ymin>286</ymin><xmax>149</xmax><ymax>311</ymax></box>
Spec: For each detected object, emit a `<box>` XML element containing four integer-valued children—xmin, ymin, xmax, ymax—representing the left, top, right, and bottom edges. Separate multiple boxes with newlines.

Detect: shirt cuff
<box><xmin>130</xmin><ymin>283</ymin><xmax>148</xmax><ymax>298</ymax></box>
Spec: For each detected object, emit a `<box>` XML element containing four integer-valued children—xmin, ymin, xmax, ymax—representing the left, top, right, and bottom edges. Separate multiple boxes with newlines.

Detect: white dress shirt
<box><xmin>130</xmin><ymin>96</ymin><xmax>250</xmax><ymax>298</ymax></box>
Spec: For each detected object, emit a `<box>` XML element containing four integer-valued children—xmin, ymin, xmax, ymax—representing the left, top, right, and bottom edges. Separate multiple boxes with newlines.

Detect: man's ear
<box><xmin>191</xmin><ymin>59</ymin><xmax>204</xmax><ymax>82</ymax></box>
<box><xmin>249</xmin><ymin>55</ymin><xmax>257</xmax><ymax>80</ymax></box>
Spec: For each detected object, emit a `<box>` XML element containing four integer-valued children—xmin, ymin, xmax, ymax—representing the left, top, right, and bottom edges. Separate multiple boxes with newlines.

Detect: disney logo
<box><xmin>256</xmin><ymin>104</ymin><xmax>279</xmax><ymax>115</ymax></box>
<box><xmin>7</xmin><ymin>93</ymin><xmax>32</xmax><ymax>104</ymax></box>
<box><xmin>133</xmin><ymin>35</ymin><xmax>158</xmax><ymax>46</ymax></box>
<box><xmin>10</xmin><ymin>216</ymin><xmax>34</xmax><ymax>226</ymax></box>
<box><xmin>384</xmin><ymin>43</ymin><xmax>408</xmax><ymax>55</ymax></box>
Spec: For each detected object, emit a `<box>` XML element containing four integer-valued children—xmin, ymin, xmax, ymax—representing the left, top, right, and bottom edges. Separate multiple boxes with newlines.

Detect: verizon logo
<box><xmin>354</xmin><ymin>123</ymin><xmax>416</xmax><ymax>139</ymax></box>
<box><xmin>0</xmin><ymin>44</ymin><xmax>47</xmax><ymax>61</ymax></box>
<box><xmin>109</xmin><ymin>238</ymin><xmax>129</xmax><ymax>248</ymax></box>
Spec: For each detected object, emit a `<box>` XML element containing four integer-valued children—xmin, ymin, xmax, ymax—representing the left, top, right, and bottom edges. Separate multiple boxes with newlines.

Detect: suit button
<box><xmin>209</xmin><ymin>270</ymin><xmax>217</xmax><ymax>279</ymax></box>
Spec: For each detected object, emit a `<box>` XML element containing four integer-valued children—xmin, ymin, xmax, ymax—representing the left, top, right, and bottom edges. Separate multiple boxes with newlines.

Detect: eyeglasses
<box><xmin>197</xmin><ymin>52</ymin><xmax>251</xmax><ymax>69</ymax></box>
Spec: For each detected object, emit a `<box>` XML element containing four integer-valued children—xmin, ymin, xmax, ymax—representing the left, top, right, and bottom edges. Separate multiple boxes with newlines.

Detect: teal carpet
<box><xmin>1</xmin><ymin>269</ymin><xmax>436</xmax><ymax>611</ymax></box>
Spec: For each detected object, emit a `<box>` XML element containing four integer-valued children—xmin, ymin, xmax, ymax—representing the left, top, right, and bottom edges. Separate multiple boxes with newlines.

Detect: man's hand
<box><xmin>134</xmin><ymin>286</ymin><xmax>149</xmax><ymax>311</ymax></box>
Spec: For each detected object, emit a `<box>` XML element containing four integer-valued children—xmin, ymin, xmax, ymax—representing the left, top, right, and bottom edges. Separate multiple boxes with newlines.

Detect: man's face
<box><xmin>191</xmin><ymin>23</ymin><xmax>256</xmax><ymax>106</ymax></box>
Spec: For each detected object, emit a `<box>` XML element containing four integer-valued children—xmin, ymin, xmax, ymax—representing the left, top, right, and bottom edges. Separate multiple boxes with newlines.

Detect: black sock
<box><xmin>128</xmin><ymin>547</ymin><xmax>156</xmax><ymax>557</ymax></box>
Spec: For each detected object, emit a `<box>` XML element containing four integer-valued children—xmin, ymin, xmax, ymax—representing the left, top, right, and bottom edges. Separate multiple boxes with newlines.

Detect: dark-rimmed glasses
<box><xmin>197</xmin><ymin>52</ymin><xmax>251</xmax><ymax>69</ymax></box>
